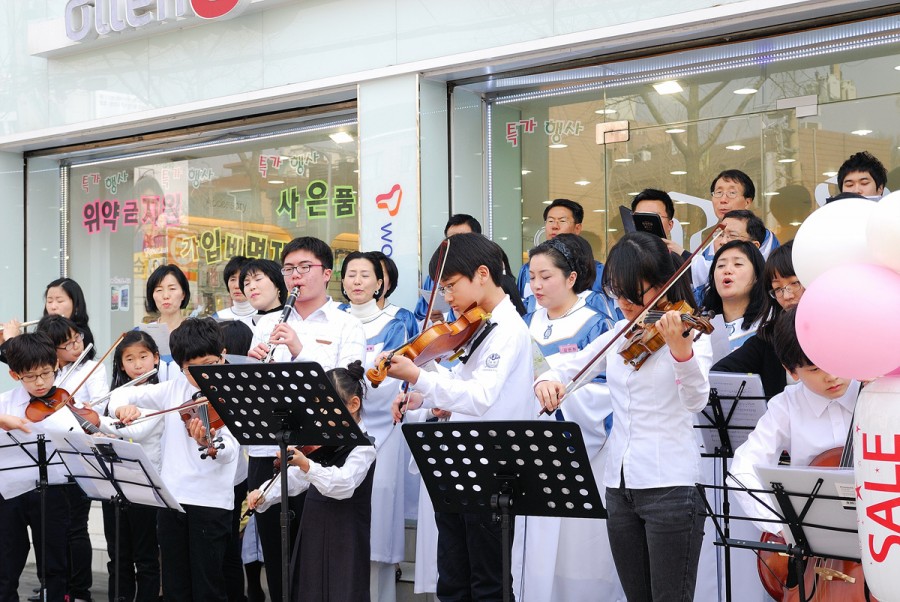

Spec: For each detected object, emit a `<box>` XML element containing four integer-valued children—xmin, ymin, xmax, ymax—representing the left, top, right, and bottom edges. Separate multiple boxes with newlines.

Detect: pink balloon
<box><xmin>886</xmin><ymin>366</ymin><xmax>900</xmax><ymax>377</ymax></box>
<box><xmin>795</xmin><ymin>263</ymin><xmax>900</xmax><ymax>380</ymax></box>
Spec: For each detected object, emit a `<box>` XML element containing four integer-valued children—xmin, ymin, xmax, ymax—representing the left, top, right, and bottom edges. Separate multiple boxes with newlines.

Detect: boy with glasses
<box><xmin>245</xmin><ymin>236</ymin><xmax>365</xmax><ymax>602</ymax></box>
<box><xmin>0</xmin><ymin>332</ymin><xmax>72</xmax><ymax>601</ymax></box>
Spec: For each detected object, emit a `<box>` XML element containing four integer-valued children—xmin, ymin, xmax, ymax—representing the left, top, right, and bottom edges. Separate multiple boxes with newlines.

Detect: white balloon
<box><xmin>868</xmin><ymin>190</ymin><xmax>900</xmax><ymax>273</ymax></box>
<box><xmin>793</xmin><ymin>198</ymin><xmax>876</xmax><ymax>286</ymax></box>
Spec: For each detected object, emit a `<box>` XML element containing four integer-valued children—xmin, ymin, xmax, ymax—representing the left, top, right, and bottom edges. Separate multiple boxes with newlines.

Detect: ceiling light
<box><xmin>607</xmin><ymin>228</ymin><xmax>618</xmax><ymax>232</ymax></box>
<box><xmin>680</xmin><ymin>222</ymin><xmax>691</xmax><ymax>225</ymax></box>
<box><xmin>734</xmin><ymin>88</ymin><xmax>757</xmax><ymax>95</ymax></box>
<box><xmin>521</xmin><ymin>169</ymin><xmax>532</xmax><ymax>175</ymax></box>
<box><xmin>575</xmin><ymin>180</ymin><xmax>590</xmax><ymax>186</ymax></box>
<box><xmin>268</xmin><ymin>179</ymin><xmax>285</xmax><ymax>184</ymax></box>
<box><xmin>542</xmin><ymin>200</ymin><xmax>552</xmax><ymax>204</ymax></box>
<box><xmin>595</xmin><ymin>109</ymin><xmax>617</xmax><ymax>115</ymax></box>
<box><xmin>895</xmin><ymin>66</ymin><xmax>900</xmax><ymax>71</ymax></box>
<box><xmin>665</xmin><ymin>128</ymin><xmax>686</xmax><ymax>134</ymax></box>
<box><xmin>674</xmin><ymin>200</ymin><xmax>687</xmax><ymax>204</ymax></box>
<box><xmin>763</xmin><ymin>192</ymin><xmax>780</xmax><ymax>196</ymax></box>
<box><xmin>329</xmin><ymin>132</ymin><xmax>354</xmax><ymax>144</ymax></box>
<box><xmin>549</xmin><ymin>143</ymin><xmax>568</xmax><ymax>149</ymax></box>
<box><xmin>627</xmin><ymin>192</ymin><xmax>640</xmax><ymax>196</ymax></box>
<box><xmin>614</xmin><ymin>158</ymin><xmax>633</xmax><ymax>163</ymax></box>
<box><xmin>653</xmin><ymin>81</ymin><xmax>683</xmax><ymax>95</ymax></box>
<box><xmin>851</xmin><ymin>129</ymin><xmax>872</xmax><ymax>136</ymax></box>
<box><xmin>789</xmin><ymin>221</ymin><xmax>803</xmax><ymax>226</ymax></box>
<box><xmin>593</xmin><ymin>209</ymin><xmax>606</xmax><ymax>212</ymax></box>
<box><xmin>725</xmin><ymin>145</ymin><xmax>745</xmax><ymax>151</ymax></box>
<box><xmin>778</xmin><ymin>158</ymin><xmax>796</xmax><ymax>163</ymax></box>
<box><xmin>822</xmin><ymin>171</ymin><xmax>837</xmax><ymax>177</ymax></box>
<box><xmin>670</xmin><ymin>170</ymin><xmax>687</xmax><ymax>175</ymax></box>
<box><xmin>522</xmin><ymin>216</ymin><xmax>530</xmax><ymax>220</ymax></box>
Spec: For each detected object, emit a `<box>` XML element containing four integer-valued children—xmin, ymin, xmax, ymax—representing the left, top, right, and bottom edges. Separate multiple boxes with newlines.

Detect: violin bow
<box><xmin>85</xmin><ymin>368</ymin><xmax>158</xmax><ymax>409</ymax></box>
<box><xmin>541</xmin><ymin>223</ymin><xmax>725</xmax><ymax>415</ymax></box>
<box><xmin>398</xmin><ymin>237</ymin><xmax>451</xmax><ymax>418</ymax></box>
<box><xmin>57</xmin><ymin>343</ymin><xmax>95</xmax><ymax>388</ymax></box>
<box><xmin>65</xmin><ymin>332</ymin><xmax>126</xmax><ymax>402</ymax></box>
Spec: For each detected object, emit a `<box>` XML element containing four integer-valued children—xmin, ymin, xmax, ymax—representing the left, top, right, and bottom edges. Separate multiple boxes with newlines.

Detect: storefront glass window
<box><xmin>477</xmin><ymin>15</ymin><xmax>900</xmax><ymax>268</ymax></box>
<box><xmin>65</xmin><ymin>118</ymin><xmax>359</xmax><ymax>346</ymax></box>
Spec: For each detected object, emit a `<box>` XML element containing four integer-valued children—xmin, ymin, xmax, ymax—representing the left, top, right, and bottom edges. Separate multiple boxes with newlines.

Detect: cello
<box><xmin>756</xmin><ymin>418</ymin><xmax>876</xmax><ymax>601</ymax></box>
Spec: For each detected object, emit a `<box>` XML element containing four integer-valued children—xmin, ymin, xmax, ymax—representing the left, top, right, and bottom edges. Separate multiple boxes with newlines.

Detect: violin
<box><xmin>367</xmin><ymin>304</ymin><xmax>490</xmax><ymax>387</ymax></box>
<box><xmin>179</xmin><ymin>394</ymin><xmax>225</xmax><ymax>460</ymax></box>
<box><xmin>26</xmin><ymin>386</ymin><xmax>103</xmax><ymax>436</ymax></box>
<box><xmin>618</xmin><ymin>300</ymin><xmax>714</xmax><ymax>370</ymax></box>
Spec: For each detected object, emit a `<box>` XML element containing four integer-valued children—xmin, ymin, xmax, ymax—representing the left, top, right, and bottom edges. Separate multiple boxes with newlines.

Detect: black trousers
<box><xmin>224</xmin><ymin>481</ymin><xmax>247</xmax><ymax>602</ymax></box>
<box><xmin>0</xmin><ymin>486</ymin><xmax>70</xmax><ymax>602</ymax></box>
<box><xmin>434</xmin><ymin>511</ymin><xmax>514</xmax><ymax>602</ymax></box>
<box><xmin>65</xmin><ymin>484</ymin><xmax>94</xmax><ymax>600</ymax></box>
<box><xmin>248</xmin><ymin>456</ymin><xmax>304</xmax><ymax>602</ymax></box>
<box><xmin>157</xmin><ymin>504</ymin><xmax>231</xmax><ymax>602</ymax></box>
<box><xmin>101</xmin><ymin>500</ymin><xmax>159</xmax><ymax>602</ymax></box>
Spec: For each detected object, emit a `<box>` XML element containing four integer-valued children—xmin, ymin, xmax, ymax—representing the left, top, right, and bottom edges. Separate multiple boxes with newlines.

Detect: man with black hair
<box><xmin>245</xmin><ymin>236</ymin><xmax>365</xmax><ymax>601</ymax></box>
<box><xmin>0</xmin><ymin>333</ymin><xmax>73</xmax><ymax>602</ymax></box>
<box><xmin>693</xmin><ymin>171</ymin><xmax>779</xmax><ymax>299</ymax></box>
<box><xmin>385</xmin><ymin>233</ymin><xmax>534</xmax><ymax>601</ymax></box>
<box><xmin>838</xmin><ymin>150</ymin><xmax>887</xmax><ymax>199</ymax></box>
<box><xmin>517</xmin><ymin>199</ymin><xmax>616</xmax><ymax>318</ymax></box>
<box><xmin>631</xmin><ymin>188</ymin><xmax>688</xmax><ymax>258</ymax></box>
<box><xmin>109</xmin><ymin>318</ymin><xmax>241</xmax><ymax>601</ymax></box>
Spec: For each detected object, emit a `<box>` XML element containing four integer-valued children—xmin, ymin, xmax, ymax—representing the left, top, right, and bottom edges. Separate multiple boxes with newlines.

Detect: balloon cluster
<box><xmin>793</xmin><ymin>193</ymin><xmax>900</xmax><ymax>380</ymax></box>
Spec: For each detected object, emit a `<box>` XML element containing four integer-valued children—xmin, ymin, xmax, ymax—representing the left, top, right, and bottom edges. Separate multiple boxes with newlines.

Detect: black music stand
<box><xmin>695</xmin><ymin>374</ymin><xmax>767</xmax><ymax>602</ymax></box>
<box><xmin>0</xmin><ymin>428</ymin><xmax>74</xmax><ymax>602</ymax></box>
<box><xmin>699</xmin><ymin>465</ymin><xmax>861</xmax><ymax>602</ymax></box>
<box><xmin>403</xmin><ymin>420</ymin><xmax>605</xmax><ymax>602</ymax></box>
<box><xmin>188</xmin><ymin>361</ymin><xmax>372</xmax><ymax>602</ymax></box>
<box><xmin>53</xmin><ymin>433</ymin><xmax>181</xmax><ymax>602</ymax></box>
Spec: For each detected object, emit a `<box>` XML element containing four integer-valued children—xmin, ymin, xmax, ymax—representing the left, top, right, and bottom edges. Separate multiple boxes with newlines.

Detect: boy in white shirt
<box><xmin>110</xmin><ymin>318</ymin><xmax>240</xmax><ymax>601</ymax></box>
<box><xmin>730</xmin><ymin>306</ymin><xmax>859</xmax><ymax>534</ymax></box>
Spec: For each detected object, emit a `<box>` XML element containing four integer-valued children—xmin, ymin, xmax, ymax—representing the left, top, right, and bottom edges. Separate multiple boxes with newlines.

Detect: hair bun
<box><xmin>345</xmin><ymin>359</ymin><xmax>365</xmax><ymax>382</ymax></box>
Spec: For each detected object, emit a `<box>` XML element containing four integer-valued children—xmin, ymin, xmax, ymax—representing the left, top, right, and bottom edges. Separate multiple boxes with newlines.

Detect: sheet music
<box><xmin>139</xmin><ymin>323</ymin><xmax>171</xmax><ymax>357</ymax></box>
<box><xmin>696</xmin><ymin>372</ymin><xmax>767</xmax><ymax>452</ymax></box>
<box><xmin>0</xmin><ymin>420</ymin><xmax>72</xmax><ymax>498</ymax></box>
<box><xmin>755</xmin><ymin>465</ymin><xmax>861</xmax><ymax>559</ymax></box>
<box><xmin>56</xmin><ymin>432</ymin><xmax>183</xmax><ymax>512</ymax></box>
<box><xmin>418</xmin><ymin>288</ymin><xmax>451</xmax><ymax>314</ymax></box>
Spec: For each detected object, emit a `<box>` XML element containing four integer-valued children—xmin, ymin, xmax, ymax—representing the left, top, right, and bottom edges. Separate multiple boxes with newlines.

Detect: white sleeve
<box><xmin>728</xmin><ymin>394</ymin><xmax>792</xmax><ymax>534</ymax></box>
<box><xmin>671</xmin><ymin>333</ymin><xmax>713</xmax><ymax>414</ymax></box>
<box><xmin>303</xmin><ymin>445</ymin><xmax>376</xmax><ymax>500</ymax></box>
<box><xmin>256</xmin><ymin>466</ymin><xmax>311</xmax><ymax>512</ymax></box>
<box><xmin>84</xmin><ymin>364</ymin><xmax>111</xmax><ymax>414</ymax></box>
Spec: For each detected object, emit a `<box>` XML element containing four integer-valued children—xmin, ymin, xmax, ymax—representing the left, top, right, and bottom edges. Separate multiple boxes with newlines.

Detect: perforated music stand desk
<box><xmin>188</xmin><ymin>361</ymin><xmax>373</xmax><ymax>602</ymax></box>
<box><xmin>54</xmin><ymin>432</ymin><xmax>182</xmax><ymax>602</ymax></box>
<box><xmin>403</xmin><ymin>420</ymin><xmax>605</xmax><ymax>602</ymax></box>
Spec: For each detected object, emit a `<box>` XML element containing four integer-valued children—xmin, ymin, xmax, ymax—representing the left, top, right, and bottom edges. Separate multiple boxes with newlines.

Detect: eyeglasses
<box><xmin>769</xmin><ymin>281</ymin><xmax>803</xmax><ymax>299</ymax></box>
<box><xmin>19</xmin><ymin>369</ymin><xmax>56</xmax><ymax>384</ymax></box>
<box><xmin>57</xmin><ymin>332</ymin><xmax>84</xmax><ymax>351</ymax></box>
<box><xmin>280</xmin><ymin>264</ymin><xmax>323</xmax><ymax>276</ymax></box>
<box><xmin>603</xmin><ymin>285</ymin><xmax>650</xmax><ymax>305</ymax></box>
<box><xmin>545</xmin><ymin>218</ymin><xmax>571</xmax><ymax>227</ymax></box>
<box><xmin>711</xmin><ymin>190</ymin><xmax>743</xmax><ymax>199</ymax></box>
<box><xmin>719</xmin><ymin>230</ymin><xmax>751</xmax><ymax>242</ymax></box>
<box><xmin>437</xmin><ymin>277</ymin><xmax>464</xmax><ymax>297</ymax></box>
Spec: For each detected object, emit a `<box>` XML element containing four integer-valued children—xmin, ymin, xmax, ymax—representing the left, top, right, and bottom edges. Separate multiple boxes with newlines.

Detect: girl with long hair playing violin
<box><xmin>109</xmin><ymin>318</ymin><xmax>240</xmax><ymax>601</ymax></box>
<box><xmin>96</xmin><ymin>330</ymin><xmax>164</xmax><ymax>602</ymax></box>
<box><xmin>516</xmin><ymin>234</ymin><xmax>624</xmax><ymax>601</ymax></box>
<box><xmin>535</xmin><ymin>231</ymin><xmax>712</xmax><ymax>602</ymax></box>
<box><xmin>337</xmin><ymin>251</ymin><xmax>409</xmax><ymax>602</ymax></box>
<box><xmin>247</xmin><ymin>360</ymin><xmax>377</xmax><ymax>602</ymax></box>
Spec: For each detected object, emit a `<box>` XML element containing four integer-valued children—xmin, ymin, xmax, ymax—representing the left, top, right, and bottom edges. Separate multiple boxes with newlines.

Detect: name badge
<box><xmin>559</xmin><ymin>344</ymin><xmax>579</xmax><ymax>354</ymax></box>
<box><xmin>366</xmin><ymin>344</ymin><xmax>375</xmax><ymax>353</ymax></box>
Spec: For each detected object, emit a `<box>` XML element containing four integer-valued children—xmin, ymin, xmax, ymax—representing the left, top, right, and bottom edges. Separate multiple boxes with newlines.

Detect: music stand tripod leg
<box><xmin>491</xmin><ymin>479</ymin><xmax>515</xmax><ymax>602</ymax></box>
<box><xmin>278</xmin><ymin>427</ymin><xmax>291</xmax><ymax>602</ymax></box>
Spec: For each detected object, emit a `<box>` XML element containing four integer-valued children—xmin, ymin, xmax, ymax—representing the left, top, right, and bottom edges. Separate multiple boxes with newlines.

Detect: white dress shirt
<box><xmin>537</xmin><ymin>319</ymin><xmax>713</xmax><ymax>489</ymax></box>
<box><xmin>414</xmin><ymin>296</ymin><xmax>535</xmax><ymax>422</ymax></box>
<box><xmin>729</xmin><ymin>380</ymin><xmax>860</xmax><ymax>533</ymax></box>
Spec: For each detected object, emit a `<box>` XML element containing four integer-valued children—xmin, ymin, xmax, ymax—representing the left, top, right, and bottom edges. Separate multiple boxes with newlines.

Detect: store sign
<box><xmin>64</xmin><ymin>0</ymin><xmax>253</xmax><ymax>42</ymax></box>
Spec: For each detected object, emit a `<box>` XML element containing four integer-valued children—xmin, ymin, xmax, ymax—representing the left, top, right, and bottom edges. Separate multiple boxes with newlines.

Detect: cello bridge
<box><xmin>814</xmin><ymin>566</ymin><xmax>855</xmax><ymax>583</ymax></box>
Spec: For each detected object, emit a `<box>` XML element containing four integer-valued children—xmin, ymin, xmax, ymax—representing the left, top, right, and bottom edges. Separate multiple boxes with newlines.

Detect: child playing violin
<box><xmin>247</xmin><ymin>360</ymin><xmax>377</xmax><ymax>601</ymax></box>
<box><xmin>109</xmin><ymin>318</ymin><xmax>239</xmax><ymax>601</ymax></box>
<box><xmin>0</xmin><ymin>333</ymin><xmax>72</xmax><ymax>601</ymax></box>
<box><xmin>534</xmin><ymin>231</ymin><xmax>712</xmax><ymax>602</ymax></box>
<box><xmin>384</xmin><ymin>233</ymin><xmax>534</xmax><ymax>601</ymax></box>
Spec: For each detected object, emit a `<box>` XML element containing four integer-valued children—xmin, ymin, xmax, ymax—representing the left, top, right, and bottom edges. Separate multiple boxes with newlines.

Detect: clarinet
<box><xmin>263</xmin><ymin>286</ymin><xmax>300</xmax><ymax>363</ymax></box>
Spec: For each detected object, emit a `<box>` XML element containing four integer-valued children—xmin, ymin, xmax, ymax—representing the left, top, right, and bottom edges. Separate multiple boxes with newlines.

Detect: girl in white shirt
<box><xmin>247</xmin><ymin>360</ymin><xmax>376</xmax><ymax>602</ymax></box>
<box><xmin>535</xmin><ymin>231</ymin><xmax>712</xmax><ymax>602</ymax></box>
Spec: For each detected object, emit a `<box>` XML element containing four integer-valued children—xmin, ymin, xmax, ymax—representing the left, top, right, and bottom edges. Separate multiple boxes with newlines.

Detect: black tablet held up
<box><xmin>632</xmin><ymin>211</ymin><xmax>667</xmax><ymax>238</ymax></box>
